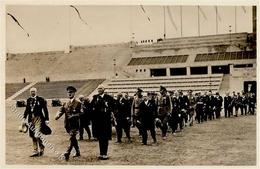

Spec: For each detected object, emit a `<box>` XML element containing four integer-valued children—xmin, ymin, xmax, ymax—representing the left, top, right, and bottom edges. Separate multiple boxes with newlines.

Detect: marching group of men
<box><xmin>21</xmin><ymin>85</ymin><xmax>256</xmax><ymax>161</ymax></box>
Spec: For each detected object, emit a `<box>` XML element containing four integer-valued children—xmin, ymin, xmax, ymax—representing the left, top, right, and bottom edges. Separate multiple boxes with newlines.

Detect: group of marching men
<box><xmin>21</xmin><ymin>85</ymin><xmax>256</xmax><ymax>161</ymax></box>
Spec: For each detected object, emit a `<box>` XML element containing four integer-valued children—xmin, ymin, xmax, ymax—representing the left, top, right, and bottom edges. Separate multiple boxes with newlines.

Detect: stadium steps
<box><xmin>13</xmin><ymin>79</ymin><xmax>104</xmax><ymax>100</ymax></box>
<box><xmin>6</xmin><ymin>82</ymin><xmax>35</xmax><ymax>100</ymax></box>
<box><xmin>219</xmin><ymin>74</ymin><xmax>230</xmax><ymax>94</ymax></box>
<box><xmin>103</xmin><ymin>74</ymin><xmax>223</xmax><ymax>96</ymax></box>
<box><xmin>76</xmin><ymin>79</ymin><xmax>106</xmax><ymax>97</ymax></box>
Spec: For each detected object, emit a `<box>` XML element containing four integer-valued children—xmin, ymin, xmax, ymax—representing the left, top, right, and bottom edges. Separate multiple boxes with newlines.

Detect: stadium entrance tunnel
<box><xmin>150</xmin><ymin>68</ymin><xmax>167</xmax><ymax>77</ymax></box>
<box><xmin>244</xmin><ymin>81</ymin><xmax>257</xmax><ymax>95</ymax></box>
<box><xmin>211</xmin><ymin>65</ymin><xmax>230</xmax><ymax>74</ymax></box>
<box><xmin>190</xmin><ymin>66</ymin><xmax>208</xmax><ymax>75</ymax></box>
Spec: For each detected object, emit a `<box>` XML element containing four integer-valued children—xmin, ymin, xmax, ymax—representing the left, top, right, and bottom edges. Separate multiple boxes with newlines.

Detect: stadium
<box><xmin>5</xmin><ymin>5</ymin><xmax>257</xmax><ymax>165</ymax></box>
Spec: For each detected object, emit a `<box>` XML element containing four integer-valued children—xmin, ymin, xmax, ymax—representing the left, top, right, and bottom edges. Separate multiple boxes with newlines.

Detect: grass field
<box><xmin>6</xmin><ymin>104</ymin><xmax>256</xmax><ymax>165</ymax></box>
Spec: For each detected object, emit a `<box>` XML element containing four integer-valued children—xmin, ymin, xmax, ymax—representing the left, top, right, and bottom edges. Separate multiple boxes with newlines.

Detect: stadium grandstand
<box><xmin>5</xmin><ymin>6</ymin><xmax>256</xmax><ymax>101</ymax></box>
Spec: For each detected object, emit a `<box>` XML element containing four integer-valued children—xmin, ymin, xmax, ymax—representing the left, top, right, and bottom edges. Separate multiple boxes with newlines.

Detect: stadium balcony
<box><xmin>14</xmin><ymin>79</ymin><xmax>105</xmax><ymax>100</ymax></box>
<box><xmin>104</xmin><ymin>74</ymin><xmax>223</xmax><ymax>96</ymax></box>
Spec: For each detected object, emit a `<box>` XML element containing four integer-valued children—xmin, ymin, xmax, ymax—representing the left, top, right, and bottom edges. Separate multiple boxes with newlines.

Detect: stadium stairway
<box><xmin>102</xmin><ymin>74</ymin><xmax>224</xmax><ymax>96</ymax></box>
<box><xmin>13</xmin><ymin>79</ymin><xmax>105</xmax><ymax>100</ymax></box>
<box><xmin>6</xmin><ymin>82</ymin><xmax>38</xmax><ymax>101</ymax></box>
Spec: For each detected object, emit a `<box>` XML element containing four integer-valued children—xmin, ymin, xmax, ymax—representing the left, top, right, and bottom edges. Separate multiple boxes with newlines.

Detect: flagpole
<box><xmin>215</xmin><ymin>6</ymin><xmax>218</xmax><ymax>35</ymax></box>
<box><xmin>164</xmin><ymin>6</ymin><xmax>166</xmax><ymax>39</ymax></box>
<box><xmin>180</xmin><ymin>6</ymin><xmax>183</xmax><ymax>37</ymax></box>
<box><xmin>235</xmin><ymin>6</ymin><xmax>237</xmax><ymax>33</ymax></box>
<box><xmin>198</xmin><ymin>6</ymin><xmax>200</xmax><ymax>36</ymax></box>
<box><xmin>68</xmin><ymin>6</ymin><xmax>71</xmax><ymax>53</ymax></box>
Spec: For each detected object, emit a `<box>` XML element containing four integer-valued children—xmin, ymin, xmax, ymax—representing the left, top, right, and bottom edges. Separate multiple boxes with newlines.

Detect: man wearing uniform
<box><xmin>224</xmin><ymin>92</ymin><xmax>232</xmax><ymax>118</ymax></box>
<box><xmin>139</xmin><ymin>92</ymin><xmax>158</xmax><ymax>145</ymax></box>
<box><xmin>78</xmin><ymin>95</ymin><xmax>92</xmax><ymax>140</ymax></box>
<box><xmin>55</xmin><ymin>86</ymin><xmax>81</xmax><ymax>161</ymax></box>
<box><xmin>157</xmin><ymin>86</ymin><xmax>172</xmax><ymax>140</ymax></box>
<box><xmin>131</xmin><ymin>88</ymin><xmax>144</xmax><ymax>137</ymax></box>
<box><xmin>202</xmin><ymin>92</ymin><xmax>209</xmax><ymax>121</ymax></box>
<box><xmin>195</xmin><ymin>92</ymin><xmax>204</xmax><ymax>123</ymax></box>
<box><xmin>214</xmin><ymin>92</ymin><xmax>223</xmax><ymax>119</ymax></box>
<box><xmin>114</xmin><ymin>93</ymin><xmax>131</xmax><ymax>143</ymax></box>
<box><xmin>187</xmin><ymin>90</ymin><xmax>196</xmax><ymax>126</ymax></box>
<box><xmin>91</xmin><ymin>85</ymin><xmax>114</xmax><ymax>160</ymax></box>
<box><xmin>22</xmin><ymin>87</ymin><xmax>49</xmax><ymax>157</ymax></box>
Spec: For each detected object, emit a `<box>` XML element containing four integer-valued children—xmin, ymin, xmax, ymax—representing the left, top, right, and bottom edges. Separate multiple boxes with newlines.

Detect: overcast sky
<box><xmin>6</xmin><ymin>5</ymin><xmax>252</xmax><ymax>53</ymax></box>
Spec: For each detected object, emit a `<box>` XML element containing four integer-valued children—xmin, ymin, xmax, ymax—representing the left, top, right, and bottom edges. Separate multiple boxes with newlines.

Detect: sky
<box><xmin>6</xmin><ymin>5</ymin><xmax>253</xmax><ymax>53</ymax></box>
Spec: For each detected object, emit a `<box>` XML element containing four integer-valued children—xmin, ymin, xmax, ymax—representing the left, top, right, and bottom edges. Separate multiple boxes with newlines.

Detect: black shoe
<box><xmin>142</xmin><ymin>142</ymin><xmax>147</xmax><ymax>145</ymax></box>
<box><xmin>39</xmin><ymin>151</ymin><xmax>44</xmax><ymax>156</ymax></box>
<box><xmin>30</xmin><ymin>152</ymin><xmax>39</xmax><ymax>157</ymax></box>
<box><xmin>98</xmin><ymin>155</ymin><xmax>109</xmax><ymax>160</ymax></box>
<box><xmin>115</xmin><ymin>140</ymin><xmax>122</xmax><ymax>143</ymax></box>
<box><xmin>63</xmin><ymin>152</ymin><xmax>70</xmax><ymax>161</ymax></box>
<box><xmin>127</xmin><ymin>139</ymin><xmax>132</xmax><ymax>143</ymax></box>
<box><xmin>73</xmin><ymin>152</ymin><xmax>81</xmax><ymax>158</ymax></box>
<box><xmin>79</xmin><ymin>137</ymin><xmax>83</xmax><ymax>140</ymax></box>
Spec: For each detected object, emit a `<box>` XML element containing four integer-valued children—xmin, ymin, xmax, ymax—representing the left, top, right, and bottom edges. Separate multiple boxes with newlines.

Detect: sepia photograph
<box><xmin>3</xmin><ymin>0</ymin><xmax>258</xmax><ymax>166</ymax></box>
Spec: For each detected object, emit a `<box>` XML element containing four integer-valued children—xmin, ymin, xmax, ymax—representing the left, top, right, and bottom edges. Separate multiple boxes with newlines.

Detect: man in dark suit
<box><xmin>23</xmin><ymin>87</ymin><xmax>49</xmax><ymax>157</ymax></box>
<box><xmin>224</xmin><ymin>92</ymin><xmax>232</xmax><ymax>118</ymax></box>
<box><xmin>139</xmin><ymin>92</ymin><xmax>158</xmax><ymax>145</ymax></box>
<box><xmin>234</xmin><ymin>92</ymin><xmax>243</xmax><ymax>116</ymax></box>
<box><xmin>55</xmin><ymin>86</ymin><xmax>81</xmax><ymax>161</ymax></box>
<box><xmin>91</xmin><ymin>85</ymin><xmax>114</xmax><ymax>160</ymax></box>
<box><xmin>214</xmin><ymin>92</ymin><xmax>223</xmax><ymax>119</ymax></box>
<box><xmin>170</xmin><ymin>91</ymin><xmax>180</xmax><ymax>133</ymax></box>
<box><xmin>178</xmin><ymin>91</ymin><xmax>189</xmax><ymax>126</ymax></box>
<box><xmin>78</xmin><ymin>95</ymin><xmax>92</xmax><ymax>140</ymax></box>
<box><xmin>207</xmin><ymin>91</ymin><xmax>215</xmax><ymax>120</ymax></box>
<box><xmin>195</xmin><ymin>92</ymin><xmax>204</xmax><ymax>124</ymax></box>
<box><xmin>114</xmin><ymin>92</ymin><xmax>131</xmax><ymax>143</ymax></box>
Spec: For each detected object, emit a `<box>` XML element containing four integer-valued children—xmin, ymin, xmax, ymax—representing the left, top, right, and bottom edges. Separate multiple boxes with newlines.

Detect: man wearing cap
<box><xmin>78</xmin><ymin>95</ymin><xmax>92</xmax><ymax>140</ymax></box>
<box><xmin>178</xmin><ymin>90</ymin><xmax>189</xmax><ymax>126</ymax></box>
<box><xmin>91</xmin><ymin>85</ymin><xmax>114</xmax><ymax>160</ymax></box>
<box><xmin>22</xmin><ymin>87</ymin><xmax>49</xmax><ymax>157</ymax></box>
<box><xmin>131</xmin><ymin>88</ymin><xmax>144</xmax><ymax>137</ymax></box>
<box><xmin>114</xmin><ymin>92</ymin><xmax>132</xmax><ymax>143</ymax></box>
<box><xmin>157</xmin><ymin>86</ymin><xmax>172</xmax><ymax>140</ymax></box>
<box><xmin>55</xmin><ymin>86</ymin><xmax>81</xmax><ymax>161</ymax></box>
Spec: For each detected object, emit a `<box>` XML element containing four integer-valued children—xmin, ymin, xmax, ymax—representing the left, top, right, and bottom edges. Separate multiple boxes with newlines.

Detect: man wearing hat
<box><xmin>131</xmin><ymin>88</ymin><xmax>144</xmax><ymax>137</ymax></box>
<box><xmin>157</xmin><ymin>86</ymin><xmax>172</xmax><ymax>140</ymax></box>
<box><xmin>55</xmin><ymin>86</ymin><xmax>81</xmax><ymax>161</ymax></box>
<box><xmin>22</xmin><ymin>87</ymin><xmax>49</xmax><ymax>157</ymax></box>
<box><xmin>91</xmin><ymin>85</ymin><xmax>114</xmax><ymax>160</ymax></box>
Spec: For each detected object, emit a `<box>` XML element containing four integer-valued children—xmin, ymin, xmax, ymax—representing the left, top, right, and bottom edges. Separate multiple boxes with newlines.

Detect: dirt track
<box><xmin>6</xmin><ymin>105</ymin><xmax>256</xmax><ymax>165</ymax></box>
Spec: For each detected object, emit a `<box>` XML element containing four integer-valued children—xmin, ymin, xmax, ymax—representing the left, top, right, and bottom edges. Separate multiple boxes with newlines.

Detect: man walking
<box><xmin>91</xmin><ymin>85</ymin><xmax>114</xmax><ymax>160</ymax></box>
<box><xmin>23</xmin><ymin>87</ymin><xmax>49</xmax><ymax>157</ymax></box>
<box><xmin>55</xmin><ymin>86</ymin><xmax>81</xmax><ymax>161</ymax></box>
